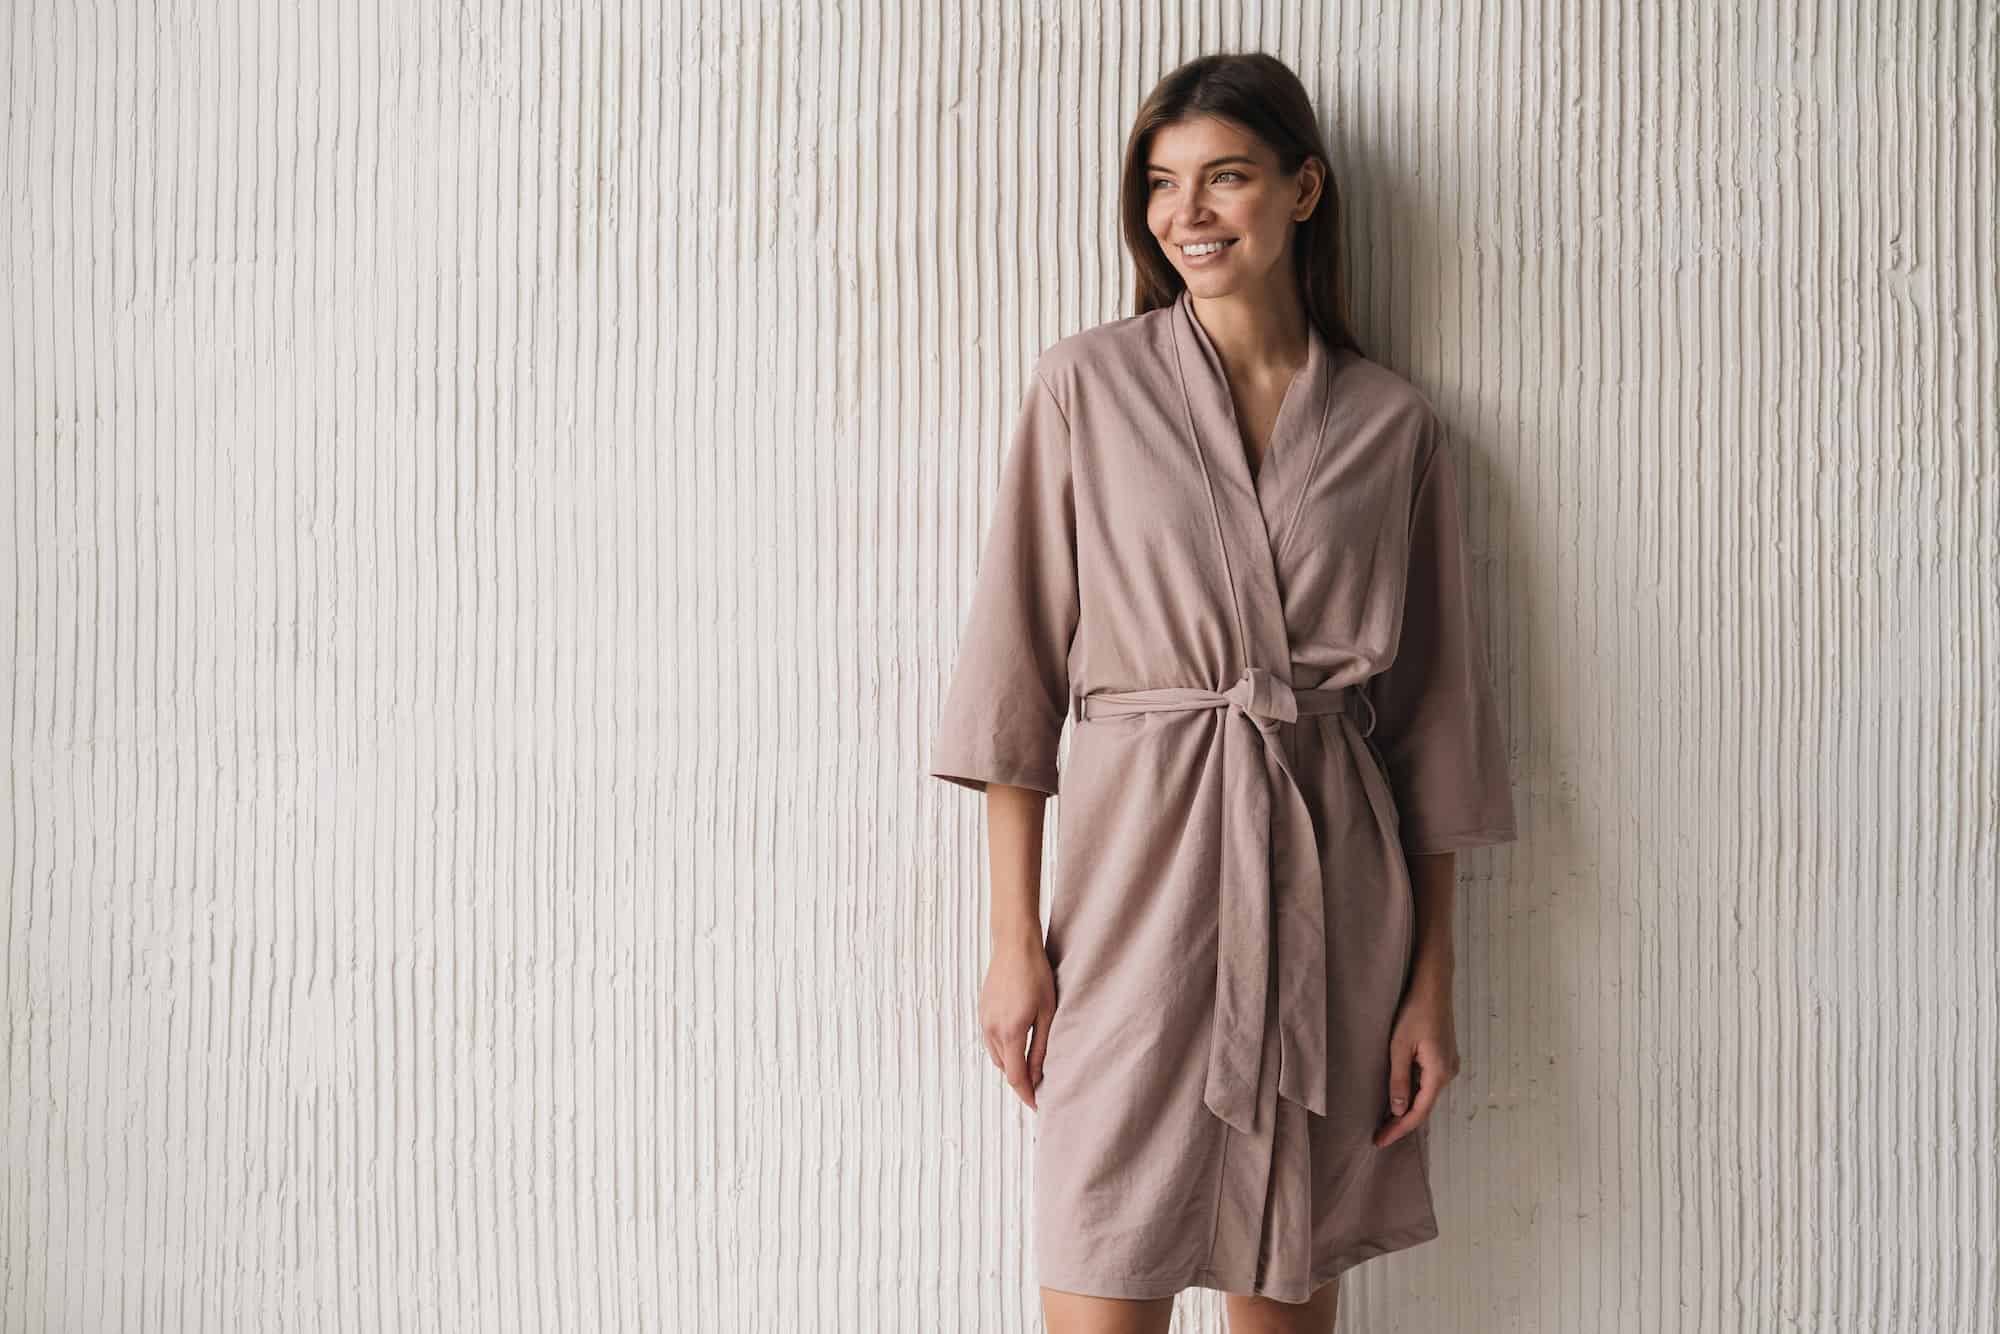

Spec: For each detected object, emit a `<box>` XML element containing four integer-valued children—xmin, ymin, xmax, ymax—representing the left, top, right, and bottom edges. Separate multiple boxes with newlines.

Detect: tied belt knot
<box><xmin>1074</xmin><ymin>666</ymin><xmax>1376</xmax><ymax>1135</ymax></box>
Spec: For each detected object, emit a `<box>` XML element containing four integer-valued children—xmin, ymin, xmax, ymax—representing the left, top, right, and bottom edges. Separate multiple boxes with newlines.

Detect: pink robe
<box><xmin>929</xmin><ymin>289</ymin><xmax>1519</xmax><ymax>1302</ymax></box>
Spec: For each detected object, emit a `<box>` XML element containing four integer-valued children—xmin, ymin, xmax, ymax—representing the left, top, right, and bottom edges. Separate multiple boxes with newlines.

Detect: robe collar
<box><xmin>1169</xmin><ymin>288</ymin><xmax>1338</xmax><ymax>680</ymax></box>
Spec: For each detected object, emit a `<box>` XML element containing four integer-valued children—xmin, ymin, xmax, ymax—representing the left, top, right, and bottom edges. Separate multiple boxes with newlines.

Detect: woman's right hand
<box><xmin>980</xmin><ymin>933</ymin><xmax>1057</xmax><ymax>1111</ymax></box>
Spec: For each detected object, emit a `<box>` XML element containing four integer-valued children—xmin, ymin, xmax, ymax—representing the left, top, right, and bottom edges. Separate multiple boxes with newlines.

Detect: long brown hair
<box><xmin>1120</xmin><ymin>52</ymin><xmax>1363</xmax><ymax>357</ymax></box>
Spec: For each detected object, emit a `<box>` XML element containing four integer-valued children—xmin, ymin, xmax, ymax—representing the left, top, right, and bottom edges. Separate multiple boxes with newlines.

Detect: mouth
<box><xmin>1179</xmin><ymin>238</ymin><xmax>1239</xmax><ymax>257</ymax></box>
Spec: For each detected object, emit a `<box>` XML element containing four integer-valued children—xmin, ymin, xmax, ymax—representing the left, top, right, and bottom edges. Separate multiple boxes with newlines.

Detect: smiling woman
<box><xmin>929</xmin><ymin>49</ymin><xmax>1519</xmax><ymax>1330</ymax></box>
<box><xmin>1121</xmin><ymin>57</ymin><xmax>1364</xmax><ymax>362</ymax></box>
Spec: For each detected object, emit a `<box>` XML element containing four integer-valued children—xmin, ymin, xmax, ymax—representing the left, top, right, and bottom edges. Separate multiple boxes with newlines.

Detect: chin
<box><xmin>1182</xmin><ymin>273</ymin><xmax>1245</xmax><ymax>298</ymax></box>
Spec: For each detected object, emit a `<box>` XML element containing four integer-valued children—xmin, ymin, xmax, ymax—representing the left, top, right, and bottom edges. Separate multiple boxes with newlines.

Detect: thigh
<box><xmin>1041</xmin><ymin>1287</ymin><xmax>1175</xmax><ymax>1334</ymax></box>
<box><xmin>1225</xmin><ymin>1273</ymin><xmax>1340</xmax><ymax>1333</ymax></box>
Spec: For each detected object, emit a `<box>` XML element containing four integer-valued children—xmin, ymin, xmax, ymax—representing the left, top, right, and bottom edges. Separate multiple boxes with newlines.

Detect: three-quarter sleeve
<box><xmin>1367</xmin><ymin>424</ymin><xmax>1520</xmax><ymax>854</ymax></box>
<box><xmin>928</xmin><ymin>366</ymin><xmax>1081</xmax><ymax>797</ymax></box>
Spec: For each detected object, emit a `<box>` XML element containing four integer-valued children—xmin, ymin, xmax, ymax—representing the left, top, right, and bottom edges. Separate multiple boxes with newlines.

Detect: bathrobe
<box><xmin>928</xmin><ymin>288</ymin><xmax>1519</xmax><ymax>1302</ymax></box>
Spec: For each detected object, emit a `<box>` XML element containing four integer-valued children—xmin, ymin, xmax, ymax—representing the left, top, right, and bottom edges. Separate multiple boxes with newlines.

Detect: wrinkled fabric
<box><xmin>929</xmin><ymin>289</ymin><xmax>1519</xmax><ymax>1302</ymax></box>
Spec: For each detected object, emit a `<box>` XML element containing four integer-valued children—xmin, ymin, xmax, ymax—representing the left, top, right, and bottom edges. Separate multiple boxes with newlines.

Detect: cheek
<box><xmin>1240</xmin><ymin>207</ymin><xmax>1279</xmax><ymax>244</ymax></box>
<box><xmin>1244</xmin><ymin>217</ymin><xmax>1288</xmax><ymax>258</ymax></box>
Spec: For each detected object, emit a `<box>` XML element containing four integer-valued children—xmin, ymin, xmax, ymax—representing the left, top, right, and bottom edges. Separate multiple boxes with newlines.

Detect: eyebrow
<box><xmin>1144</xmin><ymin>155</ymin><xmax>1259</xmax><ymax>175</ymax></box>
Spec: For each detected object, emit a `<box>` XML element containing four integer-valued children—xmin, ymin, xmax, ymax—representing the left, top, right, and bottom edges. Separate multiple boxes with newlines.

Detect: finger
<box><xmin>1376</xmin><ymin>1053</ymin><xmax>1450</xmax><ymax>1147</ymax></box>
<box><xmin>1374</xmin><ymin>1079</ymin><xmax>1427</xmax><ymax>1146</ymax></box>
<box><xmin>1000</xmin><ymin>1029</ymin><xmax>1037</xmax><ymax>1112</ymax></box>
<box><xmin>1027</xmin><ymin>1006</ymin><xmax>1052</xmax><ymax>1090</ymax></box>
<box><xmin>1373</xmin><ymin>1107</ymin><xmax>1417</xmax><ymax>1148</ymax></box>
<box><xmin>1404</xmin><ymin>1070</ymin><xmax>1443</xmax><ymax>1125</ymax></box>
<box><xmin>1376</xmin><ymin>1049</ymin><xmax>1423</xmax><ymax>1146</ymax></box>
<box><xmin>1385</xmin><ymin>1039</ymin><xmax>1415</xmax><ymax>1117</ymax></box>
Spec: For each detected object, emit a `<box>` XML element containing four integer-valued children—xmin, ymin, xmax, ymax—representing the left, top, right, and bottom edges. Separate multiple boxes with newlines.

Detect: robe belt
<box><xmin>1075</xmin><ymin>666</ymin><xmax>1377</xmax><ymax>1135</ymax></box>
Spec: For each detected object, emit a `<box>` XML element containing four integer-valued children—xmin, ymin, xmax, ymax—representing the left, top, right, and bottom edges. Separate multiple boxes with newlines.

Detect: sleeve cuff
<box><xmin>928</xmin><ymin>754</ymin><xmax>1060</xmax><ymax>797</ymax></box>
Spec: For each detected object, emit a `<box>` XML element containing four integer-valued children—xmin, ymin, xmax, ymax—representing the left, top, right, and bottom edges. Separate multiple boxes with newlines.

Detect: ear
<box><xmin>1292</xmin><ymin>157</ymin><xmax>1326</xmax><ymax>222</ymax></box>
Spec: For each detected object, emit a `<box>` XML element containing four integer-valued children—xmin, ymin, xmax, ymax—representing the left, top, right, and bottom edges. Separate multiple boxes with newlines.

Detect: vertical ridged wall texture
<box><xmin>4</xmin><ymin>2</ymin><xmax>1995</xmax><ymax>1331</ymax></box>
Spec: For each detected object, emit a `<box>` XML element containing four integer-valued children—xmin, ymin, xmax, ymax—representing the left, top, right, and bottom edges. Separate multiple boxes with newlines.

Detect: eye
<box><xmin>1215</xmin><ymin>170</ymin><xmax>1244</xmax><ymax>182</ymax></box>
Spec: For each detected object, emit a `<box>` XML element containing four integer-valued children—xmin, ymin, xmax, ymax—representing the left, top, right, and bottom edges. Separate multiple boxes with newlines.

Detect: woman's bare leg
<box><xmin>1041</xmin><ymin>1288</ymin><xmax>1175</xmax><ymax>1334</ymax></box>
<box><xmin>1225</xmin><ymin>1273</ymin><xmax>1340</xmax><ymax>1333</ymax></box>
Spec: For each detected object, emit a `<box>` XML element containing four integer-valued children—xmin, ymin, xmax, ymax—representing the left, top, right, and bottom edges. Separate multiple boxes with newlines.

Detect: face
<box><xmin>1143</xmin><ymin>114</ymin><xmax>1322</xmax><ymax>299</ymax></box>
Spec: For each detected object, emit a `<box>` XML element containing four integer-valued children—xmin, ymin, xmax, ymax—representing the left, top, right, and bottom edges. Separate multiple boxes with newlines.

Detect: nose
<box><xmin>1175</xmin><ymin>191</ymin><xmax>1212</xmax><ymax>226</ymax></box>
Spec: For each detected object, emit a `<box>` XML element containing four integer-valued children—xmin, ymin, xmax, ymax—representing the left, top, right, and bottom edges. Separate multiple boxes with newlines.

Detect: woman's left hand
<box><xmin>1372</xmin><ymin>973</ymin><xmax>1460</xmax><ymax>1147</ymax></box>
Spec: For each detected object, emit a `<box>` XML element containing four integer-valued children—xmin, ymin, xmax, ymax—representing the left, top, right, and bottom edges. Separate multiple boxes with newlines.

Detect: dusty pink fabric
<box><xmin>930</xmin><ymin>289</ymin><xmax>1518</xmax><ymax>1302</ymax></box>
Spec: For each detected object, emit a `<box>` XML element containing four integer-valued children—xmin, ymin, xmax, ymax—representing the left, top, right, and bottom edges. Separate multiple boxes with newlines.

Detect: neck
<box><xmin>1186</xmin><ymin>280</ymin><xmax>1312</xmax><ymax>378</ymax></box>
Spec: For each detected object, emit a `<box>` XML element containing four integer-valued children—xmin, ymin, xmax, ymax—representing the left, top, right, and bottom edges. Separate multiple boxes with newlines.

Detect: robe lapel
<box><xmin>1170</xmin><ymin>289</ymin><xmax>1334</xmax><ymax>679</ymax></box>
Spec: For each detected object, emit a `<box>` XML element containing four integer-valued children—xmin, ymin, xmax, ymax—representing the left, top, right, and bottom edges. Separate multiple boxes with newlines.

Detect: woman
<box><xmin>929</xmin><ymin>52</ymin><xmax>1518</xmax><ymax>1332</ymax></box>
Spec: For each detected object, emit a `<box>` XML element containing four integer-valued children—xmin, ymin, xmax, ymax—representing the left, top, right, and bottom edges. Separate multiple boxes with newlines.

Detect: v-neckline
<box><xmin>1173</xmin><ymin>289</ymin><xmax>1328</xmax><ymax>524</ymax></box>
<box><xmin>1169</xmin><ymin>289</ymin><xmax>1337</xmax><ymax>682</ymax></box>
<box><xmin>1240</xmin><ymin>366</ymin><xmax>1303</xmax><ymax>486</ymax></box>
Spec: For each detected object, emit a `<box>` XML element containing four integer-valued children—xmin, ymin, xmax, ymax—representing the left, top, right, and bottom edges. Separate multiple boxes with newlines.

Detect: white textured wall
<box><xmin>4</xmin><ymin>2</ymin><xmax>1996</xmax><ymax>1331</ymax></box>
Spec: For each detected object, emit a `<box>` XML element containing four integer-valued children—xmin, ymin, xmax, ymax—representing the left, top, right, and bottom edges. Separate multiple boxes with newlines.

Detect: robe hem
<box><xmin>1033</xmin><ymin>1217</ymin><xmax>1442</xmax><ymax>1303</ymax></box>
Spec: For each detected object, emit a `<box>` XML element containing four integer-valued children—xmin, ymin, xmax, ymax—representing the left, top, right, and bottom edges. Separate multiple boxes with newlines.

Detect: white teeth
<box><xmin>1184</xmin><ymin>239</ymin><xmax>1234</xmax><ymax>256</ymax></box>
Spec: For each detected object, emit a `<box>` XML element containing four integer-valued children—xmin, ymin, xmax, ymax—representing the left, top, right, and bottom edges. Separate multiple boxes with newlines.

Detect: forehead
<box><xmin>1146</xmin><ymin>115</ymin><xmax>1267</xmax><ymax>167</ymax></box>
